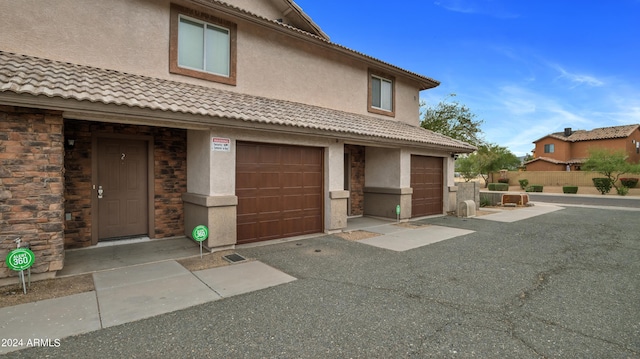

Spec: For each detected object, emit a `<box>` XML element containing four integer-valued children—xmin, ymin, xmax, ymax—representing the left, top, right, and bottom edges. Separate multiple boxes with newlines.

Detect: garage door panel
<box><xmin>282</xmin><ymin>173</ymin><xmax>303</xmax><ymax>188</ymax></box>
<box><xmin>258</xmin><ymin>196</ymin><xmax>282</xmax><ymax>213</ymax></box>
<box><xmin>281</xmin><ymin>148</ymin><xmax>302</xmax><ymax>163</ymax></box>
<box><xmin>283</xmin><ymin>194</ymin><xmax>303</xmax><ymax>209</ymax></box>
<box><xmin>259</xmin><ymin>220</ymin><xmax>282</xmax><ymax>239</ymax></box>
<box><xmin>236</xmin><ymin>142</ymin><xmax>323</xmax><ymax>244</ymax></box>
<box><xmin>303</xmin><ymin>173</ymin><xmax>322</xmax><ymax>187</ymax></box>
<box><xmin>303</xmin><ymin>150</ymin><xmax>322</xmax><ymax>165</ymax></box>
<box><xmin>237</xmin><ymin>222</ymin><xmax>257</xmax><ymax>240</ymax></box>
<box><xmin>305</xmin><ymin>194</ymin><xmax>322</xmax><ymax>208</ymax></box>
<box><xmin>258</xmin><ymin>146</ymin><xmax>280</xmax><ymax>164</ymax></box>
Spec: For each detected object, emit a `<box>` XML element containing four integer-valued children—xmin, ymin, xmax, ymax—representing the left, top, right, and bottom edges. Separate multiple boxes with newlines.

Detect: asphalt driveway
<box><xmin>9</xmin><ymin>205</ymin><xmax>640</xmax><ymax>358</ymax></box>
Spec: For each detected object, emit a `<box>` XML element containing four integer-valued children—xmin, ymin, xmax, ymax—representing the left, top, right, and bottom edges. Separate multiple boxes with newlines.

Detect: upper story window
<box><xmin>368</xmin><ymin>69</ymin><xmax>395</xmax><ymax>117</ymax></box>
<box><xmin>544</xmin><ymin>144</ymin><xmax>555</xmax><ymax>153</ymax></box>
<box><xmin>170</xmin><ymin>4</ymin><xmax>237</xmax><ymax>85</ymax></box>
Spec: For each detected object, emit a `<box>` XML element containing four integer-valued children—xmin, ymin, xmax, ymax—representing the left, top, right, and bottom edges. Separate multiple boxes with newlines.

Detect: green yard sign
<box><xmin>6</xmin><ymin>248</ymin><xmax>35</xmax><ymax>271</ymax></box>
<box><xmin>192</xmin><ymin>225</ymin><xmax>209</xmax><ymax>242</ymax></box>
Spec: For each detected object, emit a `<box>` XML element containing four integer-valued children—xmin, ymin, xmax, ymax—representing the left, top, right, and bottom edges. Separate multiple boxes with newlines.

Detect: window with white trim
<box><xmin>372</xmin><ymin>76</ymin><xmax>392</xmax><ymax>111</ymax></box>
<box><xmin>170</xmin><ymin>4</ymin><xmax>237</xmax><ymax>85</ymax></box>
<box><xmin>368</xmin><ymin>70</ymin><xmax>395</xmax><ymax>117</ymax></box>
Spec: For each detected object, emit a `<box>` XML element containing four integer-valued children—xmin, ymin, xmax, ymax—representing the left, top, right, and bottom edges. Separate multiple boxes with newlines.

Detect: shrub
<box><xmin>616</xmin><ymin>186</ymin><xmax>629</xmax><ymax>196</ymax></box>
<box><xmin>562</xmin><ymin>186</ymin><xmax>578</xmax><ymax>194</ymax></box>
<box><xmin>620</xmin><ymin>178</ymin><xmax>638</xmax><ymax>188</ymax></box>
<box><xmin>480</xmin><ymin>196</ymin><xmax>490</xmax><ymax>207</ymax></box>
<box><xmin>592</xmin><ymin>177</ymin><xmax>612</xmax><ymax>195</ymax></box>
<box><xmin>498</xmin><ymin>178</ymin><xmax>510</xmax><ymax>184</ymax></box>
<box><xmin>525</xmin><ymin>185</ymin><xmax>543</xmax><ymax>193</ymax></box>
<box><xmin>488</xmin><ymin>183</ymin><xmax>509</xmax><ymax>191</ymax></box>
<box><xmin>518</xmin><ymin>179</ymin><xmax>529</xmax><ymax>190</ymax></box>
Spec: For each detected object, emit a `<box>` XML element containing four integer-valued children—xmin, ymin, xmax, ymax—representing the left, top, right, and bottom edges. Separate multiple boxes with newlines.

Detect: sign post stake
<box><xmin>191</xmin><ymin>225</ymin><xmax>209</xmax><ymax>259</ymax></box>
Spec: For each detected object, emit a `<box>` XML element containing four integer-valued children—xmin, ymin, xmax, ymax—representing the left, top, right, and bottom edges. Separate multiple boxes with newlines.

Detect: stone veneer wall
<box><xmin>0</xmin><ymin>106</ymin><xmax>65</xmax><ymax>280</ymax></box>
<box><xmin>345</xmin><ymin>144</ymin><xmax>365</xmax><ymax>216</ymax></box>
<box><xmin>64</xmin><ymin>120</ymin><xmax>187</xmax><ymax>248</ymax></box>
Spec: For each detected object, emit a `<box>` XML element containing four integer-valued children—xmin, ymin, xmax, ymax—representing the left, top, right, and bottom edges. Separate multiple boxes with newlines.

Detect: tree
<box><xmin>582</xmin><ymin>148</ymin><xmax>640</xmax><ymax>195</ymax></box>
<box><xmin>455</xmin><ymin>155</ymin><xmax>479</xmax><ymax>182</ymax></box>
<box><xmin>455</xmin><ymin>144</ymin><xmax>520</xmax><ymax>186</ymax></box>
<box><xmin>420</xmin><ymin>94</ymin><xmax>485</xmax><ymax>147</ymax></box>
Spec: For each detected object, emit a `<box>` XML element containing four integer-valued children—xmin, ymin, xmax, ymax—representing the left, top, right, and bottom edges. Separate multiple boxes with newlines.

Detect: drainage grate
<box><xmin>223</xmin><ymin>253</ymin><xmax>246</xmax><ymax>263</ymax></box>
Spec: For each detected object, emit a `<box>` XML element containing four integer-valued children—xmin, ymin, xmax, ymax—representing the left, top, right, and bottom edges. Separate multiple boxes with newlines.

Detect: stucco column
<box><xmin>326</xmin><ymin>141</ymin><xmax>348</xmax><ymax>232</ymax></box>
<box><xmin>363</xmin><ymin>147</ymin><xmax>412</xmax><ymax>219</ymax></box>
<box><xmin>183</xmin><ymin>130</ymin><xmax>237</xmax><ymax>250</ymax></box>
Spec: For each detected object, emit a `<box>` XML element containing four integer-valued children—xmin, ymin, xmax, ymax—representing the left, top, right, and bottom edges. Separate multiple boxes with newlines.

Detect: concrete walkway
<box><xmin>0</xmin><ymin>260</ymin><xmax>295</xmax><ymax>354</ymax></box>
<box><xmin>475</xmin><ymin>202</ymin><xmax>565</xmax><ymax>223</ymax></box>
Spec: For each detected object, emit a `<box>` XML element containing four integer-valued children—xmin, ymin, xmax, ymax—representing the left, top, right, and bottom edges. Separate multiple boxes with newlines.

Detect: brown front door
<box><xmin>236</xmin><ymin>142</ymin><xmax>323</xmax><ymax>244</ymax></box>
<box><xmin>411</xmin><ymin>155</ymin><xmax>443</xmax><ymax>217</ymax></box>
<box><xmin>97</xmin><ymin>138</ymin><xmax>149</xmax><ymax>240</ymax></box>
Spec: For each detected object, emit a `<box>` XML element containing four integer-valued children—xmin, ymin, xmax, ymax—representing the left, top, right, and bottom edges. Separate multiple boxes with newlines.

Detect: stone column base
<box><xmin>182</xmin><ymin>193</ymin><xmax>237</xmax><ymax>250</ymax></box>
<box><xmin>328</xmin><ymin>190</ymin><xmax>349</xmax><ymax>232</ymax></box>
<box><xmin>363</xmin><ymin>187</ymin><xmax>413</xmax><ymax>219</ymax></box>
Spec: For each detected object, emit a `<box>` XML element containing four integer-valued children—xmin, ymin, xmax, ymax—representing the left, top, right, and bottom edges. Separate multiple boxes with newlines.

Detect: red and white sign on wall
<box><xmin>211</xmin><ymin>137</ymin><xmax>231</xmax><ymax>152</ymax></box>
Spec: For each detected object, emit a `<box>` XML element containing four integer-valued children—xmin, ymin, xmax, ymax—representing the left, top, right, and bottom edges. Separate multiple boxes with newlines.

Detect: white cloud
<box><xmin>434</xmin><ymin>0</ymin><xmax>519</xmax><ymax>18</ymax></box>
<box><xmin>551</xmin><ymin>64</ymin><xmax>604</xmax><ymax>88</ymax></box>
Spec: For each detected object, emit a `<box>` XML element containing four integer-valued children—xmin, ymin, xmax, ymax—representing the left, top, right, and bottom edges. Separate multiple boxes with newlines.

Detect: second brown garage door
<box><xmin>236</xmin><ymin>142</ymin><xmax>323</xmax><ymax>244</ymax></box>
<box><xmin>411</xmin><ymin>155</ymin><xmax>443</xmax><ymax>217</ymax></box>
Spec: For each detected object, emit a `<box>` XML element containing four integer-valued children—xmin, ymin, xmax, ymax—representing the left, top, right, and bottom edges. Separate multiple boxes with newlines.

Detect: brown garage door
<box><xmin>236</xmin><ymin>142</ymin><xmax>323</xmax><ymax>244</ymax></box>
<box><xmin>411</xmin><ymin>155</ymin><xmax>443</xmax><ymax>217</ymax></box>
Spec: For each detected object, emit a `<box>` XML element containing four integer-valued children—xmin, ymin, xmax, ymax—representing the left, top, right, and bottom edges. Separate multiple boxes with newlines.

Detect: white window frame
<box><xmin>368</xmin><ymin>69</ymin><xmax>395</xmax><ymax>117</ymax></box>
<box><xmin>371</xmin><ymin>75</ymin><xmax>393</xmax><ymax>111</ymax></box>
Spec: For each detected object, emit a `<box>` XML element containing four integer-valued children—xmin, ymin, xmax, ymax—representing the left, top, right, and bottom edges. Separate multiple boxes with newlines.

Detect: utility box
<box><xmin>458</xmin><ymin>200</ymin><xmax>477</xmax><ymax>218</ymax></box>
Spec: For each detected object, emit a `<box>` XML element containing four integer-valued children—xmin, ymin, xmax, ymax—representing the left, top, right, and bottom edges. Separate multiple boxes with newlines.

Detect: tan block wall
<box><xmin>64</xmin><ymin>120</ymin><xmax>187</xmax><ymax>248</ymax></box>
<box><xmin>0</xmin><ymin>106</ymin><xmax>65</xmax><ymax>279</ymax></box>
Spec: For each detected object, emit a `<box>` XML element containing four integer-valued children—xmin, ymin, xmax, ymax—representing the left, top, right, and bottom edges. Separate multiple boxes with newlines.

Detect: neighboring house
<box><xmin>525</xmin><ymin>125</ymin><xmax>640</xmax><ymax>171</ymax></box>
<box><xmin>0</xmin><ymin>0</ymin><xmax>475</xmax><ymax>281</ymax></box>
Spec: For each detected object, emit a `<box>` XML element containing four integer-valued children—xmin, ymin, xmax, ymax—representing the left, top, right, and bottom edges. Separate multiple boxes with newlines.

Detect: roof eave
<box><xmin>0</xmin><ymin>91</ymin><xmax>470</xmax><ymax>151</ymax></box>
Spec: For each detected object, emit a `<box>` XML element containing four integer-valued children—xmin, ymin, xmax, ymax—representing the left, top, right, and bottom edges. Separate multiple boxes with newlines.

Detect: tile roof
<box><xmin>524</xmin><ymin>157</ymin><xmax>586</xmax><ymax>165</ymax></box>
<box><xmin>539</xmin><ymin>124</ymin><xmax>640</xmax><ymax>143</ymax></box>
<box><xmin>0</xmin><ymin>51</ymin><xmax>475</xmax><ymax>152</ymax></box>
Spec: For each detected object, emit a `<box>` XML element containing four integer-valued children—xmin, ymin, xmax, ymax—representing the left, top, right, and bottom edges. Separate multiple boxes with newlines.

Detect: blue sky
<box><xmin>294</xmin><ymin>0</ymin><xmax>640</xmax><ymax>156</ymax></box>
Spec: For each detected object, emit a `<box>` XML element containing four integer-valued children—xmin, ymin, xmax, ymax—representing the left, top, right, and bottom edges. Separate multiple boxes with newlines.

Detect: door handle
<box><xmin>97</xmin><ymin>185</ymin><xmax>104</xmax><ymax>199</ymax></box>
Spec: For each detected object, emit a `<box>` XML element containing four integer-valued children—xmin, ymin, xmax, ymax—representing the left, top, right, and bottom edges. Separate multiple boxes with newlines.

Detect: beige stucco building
<box><xmin>0</xmin><ymin>0</ymin><xmax>475</xmax><ymax>281</ymax></box>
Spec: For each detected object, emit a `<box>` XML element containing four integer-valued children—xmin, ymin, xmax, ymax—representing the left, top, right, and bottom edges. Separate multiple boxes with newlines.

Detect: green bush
<box><xmin>592</xmin><ymin>177</ymin><xmax>612</xmax><ymax>195</ymax></box>
<box><xmin>488</xmin><ymin>183</ymin><xmax>509</xmax><ymax>191</ymax></box>
<box><xmin>518</xmin><ymin>179</ymin><xmax>529</xmax><ymax>190</ymax></box>
<box><xmin>562</xmin><ymin>186</ymin><xmax>578</xmax><ymax>194</ymax></box>
<box><xmin>525</xmin><ymin>185</ymin><xmax>543</xmax><ymax>193</ymax></box>
<box><xmin>620</xmin><ymin>178</ymin><xmax>638</xmax><ymax>188</ymax></box>
<box><xmin>616</xmin><ymin>186</ymin><xmax>629</xmax><ymax>196</ymax></box>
